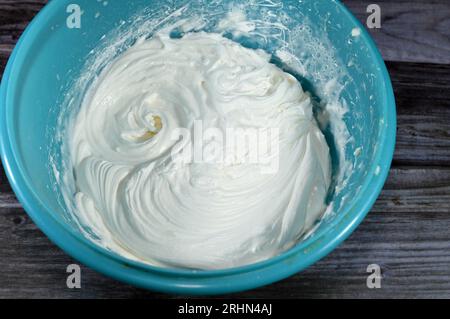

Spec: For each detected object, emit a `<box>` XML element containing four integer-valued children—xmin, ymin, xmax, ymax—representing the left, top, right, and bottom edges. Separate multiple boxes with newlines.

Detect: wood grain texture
<box><xmin>389</xmin><ymin>61</ymin><xmax>450</xmax><ymax>166</ymax></box>
<box><xmin>1</xmin><ymin>0</ymin><xmax>450</xmax><ymax>299</ymax></box>
<box><xmin>343</xmin><ymin>0</ymin><xmax>450</xmax><ymax>64</ymax></box>
<box><xmin>0</xmin><ymin>0</ymin><xmax>46</xmax><ymax>74</ymax></box>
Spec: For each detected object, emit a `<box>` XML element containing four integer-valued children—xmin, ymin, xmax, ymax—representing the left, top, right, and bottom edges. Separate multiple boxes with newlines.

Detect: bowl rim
<box><xmin>0</xmin><ymin>0</ymin><xmax>396</xmax><ymax>295</ymax></box>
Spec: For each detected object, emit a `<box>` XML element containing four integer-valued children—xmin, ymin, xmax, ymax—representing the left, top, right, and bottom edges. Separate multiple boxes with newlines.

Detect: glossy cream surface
<box><xmin>70</xmin><ymin>32</ymin><xmax>331</xmax><ymax>269</ymax></box>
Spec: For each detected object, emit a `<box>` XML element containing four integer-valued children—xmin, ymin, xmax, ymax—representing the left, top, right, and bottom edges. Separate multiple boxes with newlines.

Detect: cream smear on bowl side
<box><xmin>50</xmin><ymin>1</ymin><xmax>355</xmax><ymax>270</ymax></box>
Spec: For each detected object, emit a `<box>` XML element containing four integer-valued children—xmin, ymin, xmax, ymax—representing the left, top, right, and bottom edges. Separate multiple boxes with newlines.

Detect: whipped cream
<box><xmin>70</xmin><ymin>32</ymin><xmax>331</xmax><ymax>270</ymax></box>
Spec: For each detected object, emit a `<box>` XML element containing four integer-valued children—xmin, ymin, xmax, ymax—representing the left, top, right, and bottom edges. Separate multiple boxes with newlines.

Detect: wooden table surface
<box><xmin>1</xmin><ymin>0</ymin><xmax>450</xmax><ymax>299</ymax></box>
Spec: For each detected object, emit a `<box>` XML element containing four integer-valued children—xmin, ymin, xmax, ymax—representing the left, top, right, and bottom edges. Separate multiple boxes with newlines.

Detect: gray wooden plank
<box><xmin>1</xmin><ymin>166</ymin><xmax>450</xmax><ymax>298</ymax></box>
<box><xmin>388</xmin><ymin>61</ymin><xmax>450</xmax><ymax>166</ymax></box>
<box><xmin>1</xmin><ymin>1</ymin><xmax>450</xmax><ymax>65</ymax></box>
<box><xmin>343</xmin><ymin>0</ymin><xmax>450</xmax><ymax>64</ymax></box>
<box><xmin>0</xmin><ymin>0</ymin><xmax>46</xmax><ymax>75</ymax></box>
<box><xmin>372</xmin><ymin>167</ymin><xmax>450</xmax><ymax>214</ymax></box>
<box><xmin>0</xmin><ymin>0</ymin><xmax>47</xmax><ymax>46</ymax></box>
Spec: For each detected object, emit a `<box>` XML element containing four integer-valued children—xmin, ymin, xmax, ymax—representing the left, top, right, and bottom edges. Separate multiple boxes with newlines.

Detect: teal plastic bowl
<box><xmin>0</xmin><ymin>0</ymin><xmax>396</xmax><ymax>295</ymax></box>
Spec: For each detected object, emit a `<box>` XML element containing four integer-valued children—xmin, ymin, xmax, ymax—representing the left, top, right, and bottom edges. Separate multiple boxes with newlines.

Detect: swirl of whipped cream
<box><xmin>70</xmin><ymin>32</ymin><xmax>331</xmax><ymax>270</ymax></box>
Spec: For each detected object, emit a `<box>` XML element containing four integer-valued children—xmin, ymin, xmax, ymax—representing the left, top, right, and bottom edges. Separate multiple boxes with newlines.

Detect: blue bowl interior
<box><xmin>1</xmin><ymin>0</ymin><xmax>395</xmax><ymax>294</ymax></box>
